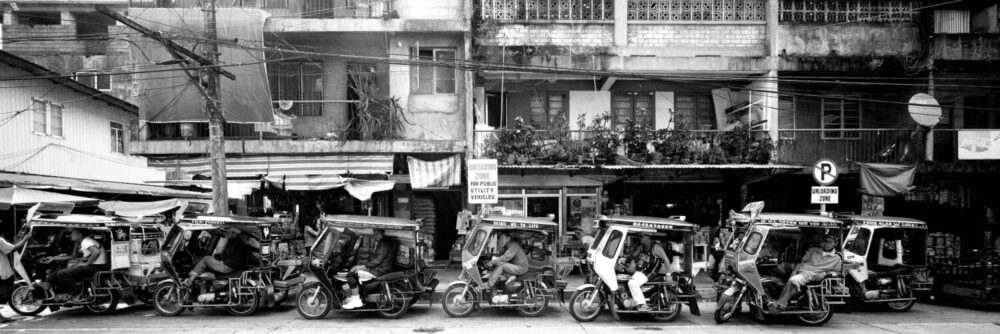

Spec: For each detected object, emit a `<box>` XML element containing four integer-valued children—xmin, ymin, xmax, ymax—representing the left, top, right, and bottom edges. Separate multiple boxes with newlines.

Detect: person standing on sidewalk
<box><xmin>1</xmin><ymin>230</ymin><xmax>32</xmax><ymax>323</ymax></box>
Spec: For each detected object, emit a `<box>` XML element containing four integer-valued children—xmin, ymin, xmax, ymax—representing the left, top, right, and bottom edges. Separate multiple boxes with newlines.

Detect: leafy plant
<box><xmin>483</xmin><ymin>116</ymin><xmax>541</xmax><ymax>165</ymax></box>
<box><xmin>719</xmin><ymin>125</ymin><xmax>753</xmax><ymax>162</ymax></box>
<box><xmin>345</xmin><ymin>70</ymin><xmax>410</xmax><ymax>140</ymax></box>
<box><xmin>654</xmin><ymin>121</ymin><xmax>694</xmax><ymax>159</ymax></box>
<box><xmin>622</xmin><ymin>119</ymin><xmax>649</xmax><ymax>159</ymax></box>
<box><xmin>582</xmin><ymin>112</ymin><xmax>620</xmax><ymax>164</ymax></box>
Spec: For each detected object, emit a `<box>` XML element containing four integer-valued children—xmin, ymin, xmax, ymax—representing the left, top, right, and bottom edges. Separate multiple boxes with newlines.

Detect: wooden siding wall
<box><xmin>0</xmin><ymin>64</ymin><xmax>165</xmax><ymax>183</ymax></box>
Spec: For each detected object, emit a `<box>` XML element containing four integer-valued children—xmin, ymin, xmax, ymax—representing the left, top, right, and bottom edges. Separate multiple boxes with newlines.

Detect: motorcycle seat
<box><xmin>197</xmin><ymin>270</ymin><xmax>245</xmax><ymax>281</ymax></box>
<box><xmin>373</xmin><ymin>271</ymin><xmax>406</xmax><ymax>282</ymax></box>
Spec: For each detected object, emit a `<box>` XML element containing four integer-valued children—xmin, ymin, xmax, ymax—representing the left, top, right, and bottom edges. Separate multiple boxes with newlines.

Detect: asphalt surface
<box><xmin>1</xmin><ymin>300</ymin><xmax>998</xmax><ymax>334</ymax></box>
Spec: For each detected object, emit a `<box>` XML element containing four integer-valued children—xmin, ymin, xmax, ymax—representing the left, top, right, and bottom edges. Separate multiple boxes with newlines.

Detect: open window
<box><xmin>411</xmin><ymin>48</ymin><xmax>456</xmax><ymax>94</ymax></box>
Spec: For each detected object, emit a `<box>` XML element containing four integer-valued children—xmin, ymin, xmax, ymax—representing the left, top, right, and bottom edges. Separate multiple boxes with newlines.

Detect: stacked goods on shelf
<box><xmin>926</xmin><ymin>232</ymin><xmax>961</xmax><ymax>259</ymax></box>
<box><xmin>411</xmin><ymin>196</ymin><xmax>438</xmax><ymax>260</ymax></box>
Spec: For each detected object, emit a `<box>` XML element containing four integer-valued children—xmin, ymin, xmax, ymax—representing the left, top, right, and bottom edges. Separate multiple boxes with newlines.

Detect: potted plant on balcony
<box><xmin>622</xmin><ymin>119</ymin><xmax>649</xmax><ymax>163</ymax></box>
<box><xmin>582</xmin><ymin>112</ymin><xmax>619</xmax><ymax>165</ymax></box>
<box><xmin>720</xmin><ymin>125</ymin><xmax>753</xmax><ymax>163</ymax></box>
<box><xmin>654</xmin><ymin>121</ymin><xmax>693</xmax><ymax>164</ymax></box>
<box><xmin>484</xmin><ymin>116</ymin><xmax>541</xmax><ymax>165</ymax></box>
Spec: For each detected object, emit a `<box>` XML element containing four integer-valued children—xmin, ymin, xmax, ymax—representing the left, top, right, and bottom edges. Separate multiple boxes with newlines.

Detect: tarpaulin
<box><xmin>859</xmin><ymin>163</ymin><xmax>917</xmax><ymax>197</ymax></box>
<box><xmin>98</xmin><ymin>199</ymin><xmax>188</xmax><ymax>220</ymax></box>
<box><xmin>407</xmin><ymin>155</ymin><xmax>461</xmax><ymax>189</ymax></box>
<box><xmin>126</xmin><ymin>8</ymin><xmax>273</xmax><ymax>123</ymax></box>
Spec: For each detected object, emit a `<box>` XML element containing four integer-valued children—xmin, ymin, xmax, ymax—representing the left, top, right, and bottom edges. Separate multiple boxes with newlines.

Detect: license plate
<box><xmin>723</xmin><ymin>288</ymin><xmax>735</xmax><ymax>296</ymax></box>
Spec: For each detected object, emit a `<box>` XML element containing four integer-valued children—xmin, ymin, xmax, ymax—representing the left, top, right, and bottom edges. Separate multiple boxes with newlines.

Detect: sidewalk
<box><xmin>426</xmin><ymin>264</ymin><xmax>718</xmax><ymax>302</ymax></box>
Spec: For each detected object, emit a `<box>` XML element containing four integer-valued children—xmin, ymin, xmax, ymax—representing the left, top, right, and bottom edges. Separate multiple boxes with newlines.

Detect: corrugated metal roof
<box><xmin>499</xmin><ymin>164</ymin><xmax>803</xmax><ymax>170</ymax></box>
<box><xmin>0</xmin><ymin>51</ymin><xmax>137</xmax><ymax>114</ymax></box>
<box><xmin>1</xmin><ymin>172</ymin><xmax>210</xmax><ymax>199</ymax></box>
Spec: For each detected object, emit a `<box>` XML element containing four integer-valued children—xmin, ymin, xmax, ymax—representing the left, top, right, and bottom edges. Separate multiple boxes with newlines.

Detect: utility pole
<box><xmin>203</xmin><ymin>0</ymin><xmax>229</xmax><ymax>214</ymax></box>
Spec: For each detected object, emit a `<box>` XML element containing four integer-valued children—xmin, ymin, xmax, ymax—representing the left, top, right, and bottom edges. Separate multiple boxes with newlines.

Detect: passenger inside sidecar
<box><xmin>177</xmin><ymin>226</ymin><xmax>261</xmax><ymax>286</ymax></box>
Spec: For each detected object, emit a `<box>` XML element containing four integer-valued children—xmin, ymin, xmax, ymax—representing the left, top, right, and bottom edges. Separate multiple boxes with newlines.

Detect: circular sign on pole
<box><xmin>813</xmin><ymin>159</ymin><xmax>839</xmax><ymax>186</ymax></box>
<box><xmin>908</xmin><ymin>93</ymin><xmax>942</xmax><ymax>127</ymax></box>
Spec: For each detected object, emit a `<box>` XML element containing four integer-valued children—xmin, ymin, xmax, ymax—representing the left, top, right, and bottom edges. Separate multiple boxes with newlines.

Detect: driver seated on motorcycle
<box><xmin>617</xmin><ymin>235</ymin><xmax>669</xmax><ymax>312</ymax></box>
<box><xmin>342</xmin><ymin>229</ymin><xmax>396</xmax><ymax>310</ymax></box>
<box><xmin>39</xmin><ymin>228</ymin><xmax>107</xmax><ymax>303</ymax></box>
<box><xmin>181</xmin><ymin>226</ymin><xmax>259</xmax><ymax>286</ymax></box>
<box><xmin>769</xmin><ymin>234</ymin><xmax>843</xmax><ymax>310</ymax></box>
<box><xmin>485</xmin><ymin>232</ymin><xmax>528</xmax><ymax>294</ymax></box>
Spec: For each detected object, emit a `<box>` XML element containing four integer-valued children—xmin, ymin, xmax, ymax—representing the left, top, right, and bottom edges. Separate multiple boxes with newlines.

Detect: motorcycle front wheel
<box><xmin>568</xmin><ymin>287</ymin><xmax>602</xmax><ymax>322</ymax></box>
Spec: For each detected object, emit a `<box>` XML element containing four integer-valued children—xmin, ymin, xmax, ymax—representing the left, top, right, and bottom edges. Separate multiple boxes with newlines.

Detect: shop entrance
<box><xmin>412</xmin><ymin>191</ymin><xmax>462</xmax><ymax>260</ymax></box>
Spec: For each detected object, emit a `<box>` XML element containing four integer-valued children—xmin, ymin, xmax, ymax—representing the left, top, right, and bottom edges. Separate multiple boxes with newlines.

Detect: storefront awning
<box><xmin>0</xmin><ymin>172</ymin><xmax>210</xmax><ymax>199</ymax></box>
<box><xmin>407</xmin><ymin>155</ymin><xmax>462</xmax><ymax>189</ymax></box>
<box><xmin>149</xmin><ymin>154</ymin><xmax>394</xmax><ymax>181</ymax></box>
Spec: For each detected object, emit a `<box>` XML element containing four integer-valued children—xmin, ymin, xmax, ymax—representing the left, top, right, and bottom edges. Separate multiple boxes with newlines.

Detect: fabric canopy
<box><xmin>126</xmin><ymin>8</ymin><xmax>273</xmax><ymax>123</ymax></box>
<box><xmin>0</xmin><ymin>188</ymin><xmax>97</xmax><ymax>210</ymax></box>
<box><xmin>150</xmin><ymin>155</ymin><xmax>394</xmax><ymax>189</ymax></box>
<box><xmin>0</xmin><ymin>172</ymin><xmax>210</xmax><ymax>199</ymax></box>
<box><xmin>98</xmin><ymin>199</ymin><xmax>188</xmax><ymax>220</ymax></box>
<box><xmin>407</xmin><ymin>155</ymin><xmax>462</xmax><ymax>189</ymax></box>
<box><xmin>264</xmin><ymin>176</ymin><xmax>395</xmax><ymax>200</ymax></box>
<box><xmin>859</xmin><ymin>163</ymin><xmax>917</xmax><ymax>197</ymax></box>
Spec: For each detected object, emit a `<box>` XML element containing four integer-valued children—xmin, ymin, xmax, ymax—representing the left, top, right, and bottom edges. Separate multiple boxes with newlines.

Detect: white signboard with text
<box><xmin>958</xmin><ymin>130</ymin><xmax>1000</xmax><ymax>160</ymax></box>
<box><xmin>467</xmin><ymin>159</ymin><xmax>498</xmax><ymax>204</ymax></box>
<box><xmin>811</xmin><ymin>186</ymin><xmax>840</xmax><ymax>204</ymax></box>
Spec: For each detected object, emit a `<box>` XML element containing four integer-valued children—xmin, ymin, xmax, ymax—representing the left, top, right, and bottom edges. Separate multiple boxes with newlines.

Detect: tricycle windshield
<box><xmin>464</xmin><ymin>228</ymin><xmax>488</xmax><ymax>255</ymax></box>
<box><xmin>311</xmin><ymin>227</ymin><xmax>353</xmax><ymax>261</ymax></box>
<box><xmin>756</xmin><ymin>227</ymin><xmax>839</xmax><ymax>267</ymax></box>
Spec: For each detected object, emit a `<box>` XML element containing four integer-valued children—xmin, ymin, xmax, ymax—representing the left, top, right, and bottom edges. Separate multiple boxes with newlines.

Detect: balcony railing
<box><xmin>932</xmin><ymin>33</ymin><xmax>1000</xmax><ymax>61</ymax></box>
<box><xmin>129</xmin><ymin>0</ymin><xmax>288</xmax><ymax>8</ymax></box>
<box><xmin>477</xmin><ymin>0</ymin><xmax>615</xmax><ymax>21</ymax></box>
<box><xmin>302</xmin><ymin>0</ymin><xmax>391</xmax><ymax>19</ymax></box>
<box><xmin>774</xmin><ymin>129</ymin><xmax>924</xmax><ymax>165</ymax></box>
<box><xmin>627</xmin><ymin>0</ymin><xmax>765</xmax><ymax>22</ymax></box>
<box><xmin>474</xmin><ymin>128</ymin><xmax>930</xmax><ymax>166</ymax></box>
<box><xmin>779</xmin><ymin>0</ymin><xmax>920</xmax><ymax>23</ymax></box>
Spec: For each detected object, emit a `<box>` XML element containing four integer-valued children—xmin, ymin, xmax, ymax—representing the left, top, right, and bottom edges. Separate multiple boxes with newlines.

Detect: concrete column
<box><xmin>613</xmin><ymin>0</ymin><xmax>627</xmax><ymax>47</ymax></box>
<box><xmin>60</xmin><ymin>11</ymin><xmax>74</xmax><ymax>26</ymax></box>
<box><xmin>763</xmin><ymin>70</ymin><xmax>779</xmax><ymax>140</ymax></box>
<box><xmin>766</xmin><ymin>0</ymin><xmax>779</xmax><ymax>57</ymax></box>
<box><xmin>764</xmin><ymin>0</ymin><xmax>780</xmax><ymax>141</ymax></box>
<box><xmin>3</xmin><ymin>10</ymin><xmax>16</xmax><ymax>26</ymax></box>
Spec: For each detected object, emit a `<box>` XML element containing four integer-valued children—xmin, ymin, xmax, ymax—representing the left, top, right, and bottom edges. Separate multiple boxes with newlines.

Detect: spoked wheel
<box><xmin>714</xmin><ymin>293</ymin><xmax>741</xmax><ymax>323</ymax></box>
<box><xmin>9</xmin><ymin>284</ymin><xmax>47</xmax><ymax>316</ymax></box>
<box><xmin>441</xmin><ymin>283</ymin><xmax>476</xmax><ymax>318</ymax></box>
<box><xmin>516</xmin><ymin>284</ymin><xmax>549</xmax><ymax>317</ymax></box>
<box><xmin>377</xmin><ymin>287</ymin><xmax>411</xmax><ymax>319</ymax></box>
<box><xmin>296</xmin><ymin>283</ymin><xmax>332</xmax><ymax>320</ymax></box>
<box><xmin>568</xmin><ymin>287</ymin><xmax>602</xmax><ymax>322</ymax></box>
<box><xmin>795</xmin><ymin>308</ymin><xmax>833</xmax><ymax>326</ymax></box>
<box><xmin>153</xmin><ymin>282</ymin><xmax>185</xmax><ymax>316</ymax></box>
<box><xmin>227</xmin><ymin>290</ymin><xmax>261</xmax><ymax>316</ymax></box>
<box><xmin>886</xmin><ymin>299</ymin><xmax>915</xmax><ymax>312</ymax></box>
<box><xmin>650</xmin><ymin>289</ymin><xmax>682</xmax><ymax>322</ymax></box>
<box><xmin>84</xmin><ymin>292</ymin><xmax>119</xmax><ymax>315</ymax></box>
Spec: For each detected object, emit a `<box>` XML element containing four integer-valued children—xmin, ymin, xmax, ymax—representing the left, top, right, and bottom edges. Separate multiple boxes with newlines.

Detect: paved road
<box><xmin>2</xmin><ymin>301</ymin><xmax>998</xmax><ymax>334</ymax></box>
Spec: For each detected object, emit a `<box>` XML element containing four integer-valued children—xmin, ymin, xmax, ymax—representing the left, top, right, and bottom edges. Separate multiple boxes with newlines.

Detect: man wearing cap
<box><xmin>182</xmin><ymin>226</ymin><xmax>258</xmax><ymax>286</ymax></box>
<box><xmin>770</xmin><ymin>234</ymin><xmax>843</xmax><ymax>310</ymax></box>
